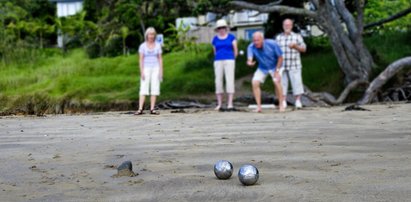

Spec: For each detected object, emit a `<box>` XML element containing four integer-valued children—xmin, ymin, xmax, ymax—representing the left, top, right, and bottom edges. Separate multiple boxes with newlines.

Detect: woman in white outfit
<box><xmin>135</xmin><ymin>27</ymin><xmax>163</xmax><ymax>115</ymax></box>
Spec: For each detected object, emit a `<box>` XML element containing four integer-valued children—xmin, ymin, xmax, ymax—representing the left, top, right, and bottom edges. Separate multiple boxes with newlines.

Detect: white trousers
<box><xmin>281</xmin><ymin>69</ymin><xmax>304</xmax><ymax>96</ymax></box>
<box><xmin>139</xmin><ymin>67</ymin><xmax>160</xmax><ymax>96</ymax></box>
<box><xmin>214</xmin><ymin>60</ymin><xmax>235</xmax><ymax>94</ymax></box>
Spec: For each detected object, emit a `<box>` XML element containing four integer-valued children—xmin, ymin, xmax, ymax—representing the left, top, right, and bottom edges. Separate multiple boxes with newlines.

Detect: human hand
<box><xmin>247</xmin><ymin>60</ymin><xmax>256</xmax><ymax>67</ymax></box>
<box><xmin>273</xmin><ymin>70</ymin><xmax>281</xmax><ymax>82</ymax></box>
<box><xmin>140</xmin><ymin>73</ymin><xmax>145</xmax><ymax>81</ymax></box>
<box><xmin>289</xmin><ymin>43</ymin><xmax>298</xmax><ymax>49</ymax></box>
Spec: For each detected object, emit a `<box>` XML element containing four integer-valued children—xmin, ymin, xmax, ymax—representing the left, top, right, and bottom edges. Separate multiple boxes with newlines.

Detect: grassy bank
<box><xmin>0</xmin><ymin>32</ymin><xmax>410</xmax><ymax>114</ymax></box>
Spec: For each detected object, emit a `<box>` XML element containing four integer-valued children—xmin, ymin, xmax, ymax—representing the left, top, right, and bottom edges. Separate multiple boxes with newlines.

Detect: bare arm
<box><xmin>290</xmin><ymin>35</ymin><xmax>306</xmax><ymax>53</ymax></box>
<box><xmin>274</xmin><ymin>56</ymin><xmax>284</xmax><ymax>79</ymax></box>
<box><xmin>232</xmin><ymin>40</ymin><xmax>238</xmax><ymax>58</ymax></box>
<box><xmin>139</xmin><ymin>53</ymin><xmax>145</xmax><ymax>80</ymax></box>
<box><xmin>247</xmin><ymin>58</ymin><xmax>256</xmax><ymax>66</ymax></box>
<box><xmin>276</xmin><ymin>56</ymin><xmax>283</xmax><ymax>71</ymax></box>
<box><xmin>290</xmin><ymin>44</ymin><xmax>306</xmax><ymax>53</ymax></box>
<box><xmin>158</xmin><ymin>53</ymin><xmax>163</xmax><ymax>81</ymax></box>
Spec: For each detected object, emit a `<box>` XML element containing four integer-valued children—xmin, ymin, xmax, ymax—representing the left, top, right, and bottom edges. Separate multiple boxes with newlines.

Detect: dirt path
<box><xmin>0</xmin><ymin>104</ymin><xmax>410</xmax><ymax>201</ymax></box>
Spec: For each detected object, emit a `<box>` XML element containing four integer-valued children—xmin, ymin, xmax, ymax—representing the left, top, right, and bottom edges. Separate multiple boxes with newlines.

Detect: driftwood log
<box><xmin>304</xmin><ymin>57</ymin><xmax>411</xmax><ymax>106</ymax></box>
<box><xmin>358</xmin><ymin>57</ymin><xmax>411</xmax><ymax>105</ymax></box>
<box><xmin>305</xmin><ymin>79</ymin><xmax>368</xmax><ymax>106</ymax></box>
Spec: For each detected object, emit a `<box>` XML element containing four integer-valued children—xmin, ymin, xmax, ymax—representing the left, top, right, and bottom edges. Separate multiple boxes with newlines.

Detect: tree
<box><xmin>120</xmin><ymin>26</ymin><xmax>129</xmax><ymax>55</ymax></box>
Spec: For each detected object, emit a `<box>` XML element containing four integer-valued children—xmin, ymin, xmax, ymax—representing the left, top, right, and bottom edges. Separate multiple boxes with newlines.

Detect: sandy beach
<box><xmin>1</xmin><ymin>104</ymin><xmax>411</xmax><ymax>201</ymax></box>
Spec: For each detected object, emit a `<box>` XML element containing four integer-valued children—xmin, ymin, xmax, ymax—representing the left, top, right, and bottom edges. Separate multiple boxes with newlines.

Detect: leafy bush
<box><xmin>103</xmin><ymin>36</ymin><xmax>123</xmax><ymax>57</ymax></box>
<box><xmin>85</xmin><ymin>42</ymin><xmax>101</xmax><ymax>59</ymax></box>
<box><xmin>304</xmin><ymin>36</ymin><xmax>332</xmax><ymax>53</ymax></box>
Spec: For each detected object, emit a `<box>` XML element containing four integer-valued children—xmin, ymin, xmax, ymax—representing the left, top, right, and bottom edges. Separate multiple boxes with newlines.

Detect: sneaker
<box><xmin>295</xmin><ymin>99</ymin><xmax>302</xmax><ymax>109</ymax></box>
<box><xmin>282</xmin><ymin>100</ymin><xmax>287</xmax><ymax>109</ymax></box>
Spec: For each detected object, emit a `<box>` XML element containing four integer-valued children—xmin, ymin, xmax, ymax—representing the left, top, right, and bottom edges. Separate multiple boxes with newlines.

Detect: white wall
<box><xmin>57</xmin><ymin>1</ymin><xmax>83</xmax><ymax>17</ymax></box>
<box><xmin>56</xmin><ymin>1</ymin><xmax>83</xmax><ymax>48</ymax></box>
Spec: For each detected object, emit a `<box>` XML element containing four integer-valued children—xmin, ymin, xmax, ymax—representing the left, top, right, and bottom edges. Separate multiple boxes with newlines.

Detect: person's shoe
<box><xmin>295</xmin><ymin>99</ymin><xmax>303</xmax><ymax>109</ymax></box>
<box><xmin>282</xmin><ymin>100</ymin><xmax>287</xmax><ymax>109</ymax></box>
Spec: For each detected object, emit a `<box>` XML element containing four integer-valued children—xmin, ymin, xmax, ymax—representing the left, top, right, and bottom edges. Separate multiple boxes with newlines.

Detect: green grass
<box><xmin>0</xmin><ymin>31</ymin><xmax>410</xmax><ymax>113</ymax></box>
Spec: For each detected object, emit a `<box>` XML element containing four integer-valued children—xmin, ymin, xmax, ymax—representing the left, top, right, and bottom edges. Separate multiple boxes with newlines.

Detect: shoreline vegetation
<box><xmin>1</xmin><ymin>32</ymin><xmax>410</xmax><ymax>115</ymax></box>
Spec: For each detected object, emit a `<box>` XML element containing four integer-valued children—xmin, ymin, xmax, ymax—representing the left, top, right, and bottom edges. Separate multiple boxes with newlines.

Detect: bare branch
<box><xmin>356</xmin><ymin>0</ymin><xmax>365</xmax><ymax>33</ymax></box>
<box><xmin>229</xmin><ymin>1</ymin><xmax>317</xmax><ymax>18</ymax></box>
<box><xmin>306</xmin><ymin>79</ymin><xmax>368</xmax><ymax>105</ymax></box>
<box><xmin>364</xmin><ymin>7</ymin><xmax>411</xmax><ymax>30</ymax></box>
<box><xmin>334</xmin><ymin>0</ymin><xmax>359</xmax><ymax>39</ymax></box>
<box><xmin>266</xmin><ymin>0</ymin><xmax>283</xmax><ymax>7</ymax></box>
<box><xmin>335</xmin><ymin>79</ymin><xmax>368</xmax><ymax>104</ymax></box>
<box><xmin>358</xmin><ymin>57</ymin><xmax>411</xmax><ymax>105</ymax></box>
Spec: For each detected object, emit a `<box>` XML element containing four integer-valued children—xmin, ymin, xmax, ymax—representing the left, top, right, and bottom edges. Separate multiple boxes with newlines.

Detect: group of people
<box><xmin>134</xmin><ymin>18</ymin><xmax>306</xmax><ymax>115</ymax></box>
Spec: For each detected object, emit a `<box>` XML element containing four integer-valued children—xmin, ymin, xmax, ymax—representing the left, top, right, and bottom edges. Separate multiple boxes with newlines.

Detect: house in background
<box><xmin>177</xmin><ymin>10</ymin><xmax>268</xmax><ymax>43</ymax></box>
<box><xmin>178</xmin><ymin>2</ymin><xmax>323</xmax><ymax>43</ymax></box>
<box><xmin>230</xmin><ymin>10</ymin><xmax>268</xmax><ymax>40</ymax></box>
<box><xmin>49</xmin><ymin>0</ymin><xmax>83</xmax><ymax>47</ymax></box>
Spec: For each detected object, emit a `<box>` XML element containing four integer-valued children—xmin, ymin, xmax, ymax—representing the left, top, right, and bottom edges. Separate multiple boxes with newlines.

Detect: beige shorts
<box><xmin>139</xmin><ymin>67</ymin><xmax>160</xmax><ymax>96</ymax></box>
<box><xmin>281</xmin><ymin>69</ymin><xmax>304</xmax><ymax>96</ymax></box>
<box><xmin>214</xmin><ymin>60</ymin><xmax>235</xmax><ymax>94</ymax></box>
<box><xmin>252</xmin><ymin>68</ymin><xmax>277</xmax><ymax>83</ymax></box>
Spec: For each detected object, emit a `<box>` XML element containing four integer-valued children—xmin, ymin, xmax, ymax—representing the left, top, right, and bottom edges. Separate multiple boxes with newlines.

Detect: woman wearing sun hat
<box><xmin>211</xmin><ymin>19</ymin><xmax>238</xmax><ymax>110</ymax></box>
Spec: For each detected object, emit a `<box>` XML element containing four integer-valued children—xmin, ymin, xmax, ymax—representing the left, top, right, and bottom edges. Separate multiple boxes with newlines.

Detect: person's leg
<box><xmin>251</xmin><ymin>69</ymin><xmax>266</xmax><ymax>112</ymax></box>
<box><xmin>252</xmin><ymin>80</ymin><xmax>262</xmax><ymax>112</ymax></box>
<box><xmin>281</xmin><ymin>70</ymin><xmax>289</xmax><ymax>108</ymax></box>
<box><xmin>289</xmin><ymin>69</ymin><xmax>304</xmax><ymax>108</ymax></box>
<box><xmin>215</xmin><ymin>94</ymin><xmax>223</xmax><ymax>110</ymax></box>
<box><xmin>150</xmin><ymin>67</ymin><xmax>160</xmax><ymax>113</ymax></box>
<box><xmin>224</xmin><ymin>60</ymin><xmax>235</xmax><ymax>108</ymax></box>
<box><xmin>281</xmin><ymin>70</ymin><xmax>289</xmax><ymax>97</ymax></box>
<box><xmin>214</xmin><ymin>61</ymin><xmax>224</xmax><ymax>110</ymax></box>
<box><xmin>138</xmin><ymin>96</ymin><xmax>145</xmax><ymax>111</ymax></box>
<box><xmin>273</xmin><ymin>70</ymin><xmax>285</xmax><ymax>112</ymax></box>
<box><xmin>137</xmin><ymin>67</ymin><xmax>150</xmax><ymax>113</ymax></box>
<box><xmin>150</xmin><ymin>95</ymin><xmax>157</xmax><ymax>111</ymax></box>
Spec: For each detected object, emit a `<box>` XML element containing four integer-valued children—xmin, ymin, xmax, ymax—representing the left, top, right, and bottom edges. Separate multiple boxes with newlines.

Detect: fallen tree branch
<box><xmin>306</xmin><ymin>79</ymin><xmax>368</xmax><ymax>105</ymax></box>
<box><xmin>364</xmin><ymin>7</ymin><xmax>411</xmax><ymax>30</ymax></box>
<box><xmin>358</xmin><ymin>57</ymin><xmax>411</xmax><ymax>105</ymax></box>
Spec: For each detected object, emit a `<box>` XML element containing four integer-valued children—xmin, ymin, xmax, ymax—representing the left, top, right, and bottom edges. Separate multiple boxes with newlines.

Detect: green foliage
<box><xmin>365</xmin><ymin>0</ymin><xmax>411</xmax><ymax>33</ymax></box>
<box><xmin>304</xmin><ymin>36</ymin><xmax>332</xmax><ymax>53</ymax></box>
<box><xmin>365</xmin><ymin>30</ymin><xmax>411</xmax><ymax>77</ymax></box>
<box><xmin>192</xmin><ymin>0</ymin><xmax>231</xmax><ymax>16</ymax></box>
<box><xmin>164</xmin><ymin>23</ymin><xmax>198</xmax><ymax>53</ymax></box>
<box><xmin>0</xmin><ymin>1</ymin><xmax>55</xmax><ymax>64</ymax></box>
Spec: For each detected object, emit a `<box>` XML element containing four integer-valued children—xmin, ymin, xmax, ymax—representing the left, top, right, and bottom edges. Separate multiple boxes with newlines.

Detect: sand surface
<box><xmin>0</xmin><ymin>104</ymin><xmax>411</xmax><ymax>201</ymax></box>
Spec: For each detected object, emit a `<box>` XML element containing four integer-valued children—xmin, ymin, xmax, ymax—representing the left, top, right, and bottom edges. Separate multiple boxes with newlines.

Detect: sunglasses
<box><xmin>217</xmin><ymin>27</ymin><xmax>226</xmax><ymax>30</ymax></box>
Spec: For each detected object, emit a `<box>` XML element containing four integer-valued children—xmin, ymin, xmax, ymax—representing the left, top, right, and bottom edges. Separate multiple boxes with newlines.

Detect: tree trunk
<box><xmin>358</xmin><ymin>57</ymin><xmax>411</xmax><ymax>105</ymax></box>
<box><xmin>311</xmin><ymin>0</ymin><xmax>374</xmax><ymax>83</ymax></box>
<box><xmin>123</xmin><ymin>38</ymin><xmax>126</xmax><ymax>56</ymax></box>
<box><xmin>40</xmin><ymin>32</ymin><xmax>43</xmax><ymax>49</ymax></box>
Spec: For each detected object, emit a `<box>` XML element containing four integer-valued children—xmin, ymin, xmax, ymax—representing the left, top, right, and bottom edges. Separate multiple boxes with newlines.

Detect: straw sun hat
<box><xmin>215</xmin><ymin>19</ymin><xmax>228</xmax><ymax>30</ymax></box>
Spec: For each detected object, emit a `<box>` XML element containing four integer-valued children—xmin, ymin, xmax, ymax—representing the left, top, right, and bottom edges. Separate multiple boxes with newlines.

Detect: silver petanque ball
<box><xmin>214</xmin><ymin>160</ymin><xmax>233</xmax><ymax>179</ymax></box>
<box><xmin>238</xmin><ymin>164</ymin><xmax>259</xmax><ymax>185</ymax></box>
